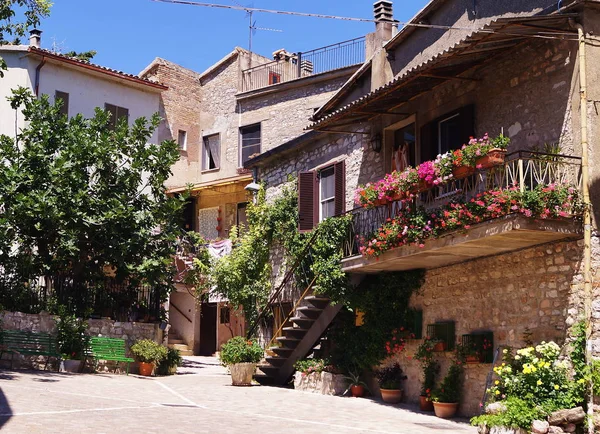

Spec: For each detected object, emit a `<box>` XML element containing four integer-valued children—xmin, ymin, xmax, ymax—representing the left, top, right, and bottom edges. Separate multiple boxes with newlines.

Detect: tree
<box><xmin>0</xmin><ymin>0</ymin><xmax>51</xmax><ymax>75</ymax></box>
<box><xmin>64</xmin><ymin>50</ymin><xmax>97</xmax><ymax>63</ymax></box>
<box><xmin>0</xmin><ymin>88</ymin><xmax>185</xmax><ymax>312</ymax></box>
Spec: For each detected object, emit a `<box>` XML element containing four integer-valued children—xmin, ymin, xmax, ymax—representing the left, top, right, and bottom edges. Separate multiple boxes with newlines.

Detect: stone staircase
<box><xmin>168</xmin><ymin>332</ymin><xmax>193</xmax><ymax>356</ymax></box>
<box><xmin>255</xmin><ymin>295</ymin><xmax>342</xmax><ymax>386</ymax></box>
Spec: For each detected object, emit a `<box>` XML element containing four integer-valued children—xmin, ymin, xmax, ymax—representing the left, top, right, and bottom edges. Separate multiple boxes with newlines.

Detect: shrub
<box><xmin>56</xmin><ymin>305</ymin><xmax>89</xmax><ymax>360</ymax></box>
<box><xmin>130</xmin><ymin>339</ymin><xmax>168</xmax><ymax>364</ymax></box>
<box><xmin>375</xmin><ymin>362</ymin><xmax>407</xmax><ymax>390</ymax></box>
<box><xmin>219</xmin><ymin>336</ymin><xmax>263</xmax><ymax>366</ymax></box>
<box><xmin>157</xmin><ymin>347</ymin><xmax>183</xmax><ymax>375</ymax></box>
<box><xmin>431</xmin><ymin>362</ymin><xmax>463</xmax><ymax>403</ymax></box>
<box><xmin>294</xmin><ymin>358</ymin><xmax>332</xmax><ymax>375</ymax></box>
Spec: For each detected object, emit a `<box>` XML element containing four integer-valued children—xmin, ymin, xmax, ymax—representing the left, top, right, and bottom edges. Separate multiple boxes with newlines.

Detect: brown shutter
<box><xmin>334</xmin><ymin>160</ymin><xmax>346</xmax><ymax>216</ymax></box>
<box><xmin>298</xmin><ymin>171</ymin><xmax>317</xmax><ymax>232</ymax></box>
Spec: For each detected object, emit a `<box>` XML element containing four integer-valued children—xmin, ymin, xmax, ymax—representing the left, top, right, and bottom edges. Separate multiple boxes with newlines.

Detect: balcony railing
<box><xmin>342</xmin><ymin>151</ymin><xmax>583</xmax><ymax>260</ymax></box>
<box><xmin>241</xmin><ymin>37</ymin><xmax>366</xmax><ymax>92</ymax></box>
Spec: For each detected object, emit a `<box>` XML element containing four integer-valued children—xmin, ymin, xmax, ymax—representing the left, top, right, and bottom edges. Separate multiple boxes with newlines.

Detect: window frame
<box><xmin>268</xmin><ymin>71</ymin><xmax>282</xmax><ymax>85</ymax></box>
<box><xmin>178</xmin><ymin>130</ymin><xmax>188</xmax><ymax>152</ymax></box>
<box><xmin>202</xmin><ymin>133</ymin><xmax>221</xmax><ymax>171</ymax></box>
<box><xmin>437</xmin><ymin>112</ymin><xmax>461</xmax><ymax>155</ymax></box>
<box><xmin>104</xmin><ymin>103</ymin><xmax>129</xmax><ymax>130</ymax></box>
<box><xmin>239</xmin><ymin>123</ymin><xmax>262</xmax><ymax>167</ymax></box>
<box><xmin>318</xmin><ymin>166</ymin><xmax>336</xmax><ymax>222</ymax></box>
<box><xmin>384</xmin><ymin>114</ymin><xmax>418</xmax><ymax>172</ymax></box>
<box><xmin>55</xmin><ymin>90</ymin><xmax>69</xmax><ymax>117</ymax></box>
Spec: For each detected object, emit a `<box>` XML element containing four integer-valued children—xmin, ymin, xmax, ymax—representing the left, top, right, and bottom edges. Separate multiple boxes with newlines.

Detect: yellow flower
<box><xmin>495</xmin><ymin>390</ymin><xmax>500</xmax><ymax>395</ymax></box>
<box><xmin>503</xmin><ymin>349</ymin><xmax>508</xmax><ymax>354</ymax></box>
<box><xmin>495</xmin><ymin>380</ymin><xmax>500</xmax><ymax>385</ymax></box>
<box><xmin>502</xmin><ymin>363</ymin><xmax>506</xmax><ymax>367</ymax></box>
<box><xmin>554</xmin><ymin>384</ymin><xmax>560</xmax><ymax>390</ymax></box>
<box><xmin>531</xmin><ymin>366</ymin><xmax>537</xmax><ymax>373</ymax></box>
<box><xmin>514</xmin><ymin>355</ymin><xmax>521</xmax><ymax>360</ymax></box>
<box><xmin>537</xmin><ymin>380</ymin><xmax>543</xmax><ymax>386</ymax></box>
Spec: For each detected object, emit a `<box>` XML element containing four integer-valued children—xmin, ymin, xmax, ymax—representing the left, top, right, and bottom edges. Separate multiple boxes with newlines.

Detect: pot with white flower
<box><xmin>375</xmin><ymin>362</ymin><xmax>407</xmax><ymax>404</ymax></box>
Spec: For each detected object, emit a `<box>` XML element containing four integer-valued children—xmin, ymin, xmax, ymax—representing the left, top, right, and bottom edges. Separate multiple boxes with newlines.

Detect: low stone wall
<box><xmin>293</xmin><ymin>371</ymin><xmax>346</xmax><ymax>396</ymax></box>
<box><xmin>0</xmin><ymin>311</ymin><xmax>162</xmax><ymax>372</ymax></box>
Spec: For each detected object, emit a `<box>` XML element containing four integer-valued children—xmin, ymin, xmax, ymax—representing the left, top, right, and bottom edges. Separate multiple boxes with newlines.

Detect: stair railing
<box><xmin>246</xmin><ymin>227</ymin><xmax>320</xmax><ymax>340</ymax></box>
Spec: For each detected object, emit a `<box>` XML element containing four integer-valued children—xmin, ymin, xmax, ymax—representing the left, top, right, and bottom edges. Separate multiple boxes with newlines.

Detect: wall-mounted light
<box><xmin>370</xmin><ymin>133</ymin><xmax>383</xmax><ymax>153</ymax></box>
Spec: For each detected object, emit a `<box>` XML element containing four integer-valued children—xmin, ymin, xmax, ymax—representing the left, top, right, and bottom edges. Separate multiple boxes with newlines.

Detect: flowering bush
<box><xmin>219</xmin><ymin>336</ymin><xmax>263</xmax><ymax>366</ymax></box>
<box><xmin>430</xmin><ymin>362</ymin><xmax>463</xmax><ymax>403</ymax></box>
<box><xmin>294</xmin><ymin>358</ymin><xmax>333</xmax><ymax>375</ymax></box>
<box><xmin>375</xmin><ymin>362</ymin><xmax>408</xmax><ymax>389</ymax></box>
<box><xmin>384</xmin><ymin>327</ymin><xmax>411</xmax><ymax>356</ymax></box>
<box><xmin>359</xmin><ymin>184</ymin><xmax>581</xmax><ymax>258</ymax></box>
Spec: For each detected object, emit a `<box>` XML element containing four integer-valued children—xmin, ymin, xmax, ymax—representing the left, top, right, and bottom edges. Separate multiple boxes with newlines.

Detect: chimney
<box><xmin>367</xmin><ymin>1</ymin><xmax>394</xmax><ymax>58</ymax></box>
<box><xmin>29</xmin><ymin>29</ymin><xmax>42</xmax><ymax>48</ymax></box>
<box><xmin>374</xmin><ymin>0</ymin><xmax>394</xmax><ymax>25</ymax></box>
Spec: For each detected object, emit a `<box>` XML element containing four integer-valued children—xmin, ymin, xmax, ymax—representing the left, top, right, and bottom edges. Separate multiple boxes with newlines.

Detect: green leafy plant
<box><xmin>343</xmin><ymin>371</ymin><xmax>369</xmax><ymax>395</ymax></box>
<box><xmin>130</xmin><ymin>339</ymin><xmax>168</xmax><ymax>364</ymax></box>
<box><xmin>157</xmin><ymin>347</ymin><xmax>183</xmax><ymax>375</ymax></box>
<box><xmin>219</xmin><ymin>336</ymin><xmax>263</xmax><ymax>366</ymax></box>
<box><xmin>431</xmin><ymin>362</ymin><xmax>463</xmax><ymax>403</ymax></box>
<box><xmin>471</xmin><ymin>397</ymin><xmax>548</xmax><ymax>430</ymax></box>
<box><xmin>55</xmin><ymin>305</ymin><xmax>89</xmax><ymax>360</ymax></box>
<box><xmin>375</xmin><ymin>362</ymin><xmax>407</xmax><ymax>390</ymax></box>
<box><xmin>420</xmin><ymin>360</ymin><xmax>440</xmax><ymax>398</ymax></box>
<box><xmin>294</xmin><ymin>358</ymin><xmax>331</xmax><ymax>375</ymax></box>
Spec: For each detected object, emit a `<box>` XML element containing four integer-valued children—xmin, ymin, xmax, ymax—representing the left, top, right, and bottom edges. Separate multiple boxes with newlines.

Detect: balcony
<box><xmin>241</xmin><ymin>37</ymin><xmax>366</xmax><ymax>93</ymax></box>
<box><xmin>341</xmin><ymin>152</ymin><xmax>583</xmax><ymax>273</ymax></box>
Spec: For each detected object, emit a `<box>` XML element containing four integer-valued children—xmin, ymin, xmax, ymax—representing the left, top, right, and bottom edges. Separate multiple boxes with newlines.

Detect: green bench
<box><xmin>87</xmin><ymin>337</ymin><xmax>134</xmax><ymax>374</ymax></box>
<box><xmin>0</xmin><ymin>330</ymin><xmax>61</xmax><ymax>371</ymax></box>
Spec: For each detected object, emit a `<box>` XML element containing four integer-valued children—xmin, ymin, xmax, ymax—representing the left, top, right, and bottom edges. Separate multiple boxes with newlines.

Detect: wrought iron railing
<box><xmin>342</xmin><ymin>151</ymin><xmax>582</xmax><ymax>258</ymax></box>
<box><xmin>241</xmin><ymin>36</ymin><xmax>366</xmax><ymax>92</ymax></box>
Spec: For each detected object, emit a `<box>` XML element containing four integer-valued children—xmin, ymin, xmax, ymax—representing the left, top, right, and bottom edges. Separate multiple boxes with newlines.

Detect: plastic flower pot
<box><xmin>350</xmin><ymin>385</ymin><xmax>365</xmax><ymax>397</ymax></box>
<box><xmin>61</xmin><ymin>359</ymin><xmax>82</xmax><ymax>373</ymax></box>
<box><xmin>475</xmin><ymin>149</ymin><xmax>506</xmax><ymax>169</ymax></box>
<box><xmin>419</xmin><ymin>395</ymin><xmax>434</xmax><ymax>411</ymax></box>
<box><xmin>380</xmin><ymin>388</ymin><xmax>403</xmax><ymax>404</ymax></box>
<box><xmin>230</xmin><ymin>362</ymin><xmax>256</xmax><ymax>386</ymax></box>
<box><xmin>433</xmin><ymin>402</ymin><xmax>459</xmax><ymax>418</ymax></box>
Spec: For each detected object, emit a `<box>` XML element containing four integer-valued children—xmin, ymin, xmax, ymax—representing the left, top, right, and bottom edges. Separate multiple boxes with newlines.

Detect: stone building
<box><xmin>140</xmin><ymin>39</ymin><xmax>364</xmax><ymax>355</ymax></box>
<box><xmin>246</xmin><ymin>0</ymin><xmax>600</xmax><ymax>416</ymax></box>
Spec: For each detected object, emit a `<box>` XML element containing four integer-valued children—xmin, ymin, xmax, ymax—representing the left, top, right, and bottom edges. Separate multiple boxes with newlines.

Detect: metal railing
<box><xmin>342</xmin><ymin>152</ymin><xmax>583</xmax><ymax>258</ymax></box>
<box><xmin>241</xmin><ymin>36</ymin><xmax>366</xmax><ymax>92</ymax></box>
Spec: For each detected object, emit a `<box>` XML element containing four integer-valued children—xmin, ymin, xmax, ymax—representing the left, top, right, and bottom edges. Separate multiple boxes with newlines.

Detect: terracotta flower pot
<box><xmin>433</xmin><ymin>402</ymin><xmax>459</xmax><ymax>418</ymax></box>
<box><xmin>139</xmin><ymin>362</ymin><xmax>154</xmax><ymax>376</ymax></box>
<box><xmin>350</xmin><ymin>385</ymin><xmax>365</xmax><ymax>397</ymax></box>
<box><xmin>475</xmin><ymin>148</ymin><xmax>506</xmax><ymax>169</ymax></box>
<box><xmin>380</xmin><ymin>388</ymin><xmax>403</xmax><ymax>404</ymax></box>
<box><xmin>432</xmin><ymin>342</ymin><xmax>446</xmax><ymax>352</ymax></box>
<box><xmin>465</xmin><ymin>355</ymin><xmax>480</xmax><ymax>364</ymax></box>
<box><xmin>452</xmin><ymin>165</ymin><xmax>475</xmax><ymax>179</ymax></box>
<box><xmin>230</xmin><ymin>362</ymin><xmax>256</xmax><ymax>386</ymax></box>
<box><xmin>419</xmin><ymin>395</ymin><xmax>434</xmax><ymax>411</ymax></box>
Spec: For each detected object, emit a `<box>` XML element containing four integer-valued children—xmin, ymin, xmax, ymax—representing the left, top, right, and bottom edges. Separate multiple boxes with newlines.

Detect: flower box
<box><xmin>475</xmin><ymin>148</ymin><xmax>507</xmax><ymax>170</ymax></box>
<box><xmin>432</xmin><ymin>342</ymin><xmax>447</xmax><ymax>352</ymax></box>
<box><xmin>465</xmin><ymin>354</ymin><xmax>480</xmax><ymax>364</ymax></box>
<box><xmin>452</xmin><ymin>165</ymin><xmax>475</xmax><ymax>180</ymax></box>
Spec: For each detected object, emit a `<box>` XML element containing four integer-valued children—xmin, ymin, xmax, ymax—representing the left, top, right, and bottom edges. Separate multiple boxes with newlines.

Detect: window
<box><xmin>319</xmin><ymin>166</ymin><xmax>336</xmax><ymax>221</ymax></box>
<box><xmin>298</xmin><ymin>161</ymin><xmax>345</xmax><ymax>232</ymax></box>
<box><xmin>420</xmin><ymin>105</ymin><xmax>474</xmax><ymax>163</ymax></box>
<box><xmin>269</xmin><ymin>71</ymin><xmax>281</xmax><ymax>85</ymax></box>
<box><xmin>239</xmin><ymin>123</ymin><xmax>261</xmax><ymax>166</ymax></box>
<box><xmin>203</xmin><ymin>134</ymin><xmax>220</xmax><ymax>170</ymax></box>
<box><xmin>220</xmin><ymin>306</ymin><xmax>230</xmax><ymax>324</ymax></box>
<box><xmin>104</xmin><ymin>103</ymin><xmax>129</xmax><ymax>130</ymax></box>
<box><xmin>392</xmin><ymin>123</ymin><xmax>416</xmax><ymax>172</ymax></box>
<box><xmin>55</xmin><ymin>91</ymin><xmax>69</xmax><ymax>117</ymax></box>
<box><xmin>178</xmin><ymin>130</ymin><xmax>188</xmax><ymax>151</ymax></box>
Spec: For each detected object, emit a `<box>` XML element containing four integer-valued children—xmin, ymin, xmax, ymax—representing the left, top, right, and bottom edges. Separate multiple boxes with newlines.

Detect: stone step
<box><xmin>289</xmin><ymin>316</ymin><xmax>315</xmax><ymax>329</ymax></box>
<box><xmin>295</xmin><ymin>306</ymin><xmax>323</xmax><ymax>319</ymax></box>
<box><xmin>254</xmin><ymin>373</ymin><xmax>276</xmax><ymax>385</ymax></box>
<box><xmin>168</xmin><ymin>338</ymin><xmax>185</xmax><ymax>345</ymax></box>
<box><xmin>283</xmin><ymin>327</ymin><xmax>309</xmax><ymax>339</ymax></box>
<box><xmin>304</xmin><ymin>295</ymin><xmax>330</xmax><ymax>309</ymax></box>
<box><xmin>269</xmin><ymin>346</ymin><xmax>294</xmax><ymax>357</ymax></box>
<box><xmin>275</xmin><ymin>336</ymin><xmax>300</xmax><ymax>349</ymax></box>
<box><xmin>168</xmin><ymin>344</ymin><xmax>193</xmax><ymax>356</ymax></box>
<box><xmin>265</xmin><ymin>356</ymin><xmax>286</xmax><ymax>367</ymax></box>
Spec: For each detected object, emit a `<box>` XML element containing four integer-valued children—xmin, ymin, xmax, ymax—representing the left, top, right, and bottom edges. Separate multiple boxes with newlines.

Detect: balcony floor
<box><xmin>341</xmin><ymin>215</ymin><xmax>582</xmax><ymax>273</ymax></box>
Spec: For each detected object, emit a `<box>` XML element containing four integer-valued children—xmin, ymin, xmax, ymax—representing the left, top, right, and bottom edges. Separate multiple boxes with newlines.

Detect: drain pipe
<box><xmin>571</xmin><ymin>18</ymin><xmax>594</xmax><ymax>433</ymax></box>
<box><xmin>34</xmin><ymin>56</ymin><xmax>46</xmax><ymax>97</ymax></box>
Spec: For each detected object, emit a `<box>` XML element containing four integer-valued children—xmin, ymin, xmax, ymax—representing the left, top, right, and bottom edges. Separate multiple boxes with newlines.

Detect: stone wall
<box><xmin>385</xmin><ymin>239</ymin><xmax>583</xmax><ymax>417</ymax></box>
<box><xmin>293</xmin><ymin>371</ymin><xmax>346</xmax><ymax>396</ymax></box>
<box><xmin>0</xmin><ymin>311</ymin><xmax>161</xmax><ymax>371</ymax></box>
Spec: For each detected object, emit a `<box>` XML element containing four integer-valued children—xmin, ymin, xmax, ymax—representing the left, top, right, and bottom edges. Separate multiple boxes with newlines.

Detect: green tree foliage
<box><xmin>0</xmin><ymin>1</ymin><xmax>51</xmax><ymax>75</ymax></box>
<box><xmin>0</xmin><ymin>88</ymin><xmax>185</xmax><ymax>307</ymax></box>
<box><xmin>64</xmin><ymin>50</ymin><xmax>97</xmax><ymax>63</ymax></box>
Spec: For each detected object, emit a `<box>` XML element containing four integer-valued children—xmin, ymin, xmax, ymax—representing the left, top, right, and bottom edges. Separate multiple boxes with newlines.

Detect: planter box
<box><xmin>475</xmin><ymin>149</ymin><xmax>506</xmax><ymax>169</ymax></box>
<box><xmin>230</xmin><ymin>362</ymin><xmax>256</xmax><ymax>386</ymax></box>
<box><xmin>293</xmin><ymin>371</ymin><xmax>346</xmax><ymax>396</ymax></box>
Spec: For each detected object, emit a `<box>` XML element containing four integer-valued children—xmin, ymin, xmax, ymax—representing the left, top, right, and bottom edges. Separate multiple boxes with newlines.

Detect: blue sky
<box><xmin>39</xmin><ymin>1</ymin><xmax>429</xmax><ymax>75</ymax></box>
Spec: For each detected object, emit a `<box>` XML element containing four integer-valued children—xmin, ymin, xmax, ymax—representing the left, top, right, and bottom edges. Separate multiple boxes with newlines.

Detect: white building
<box><xmin>0</xmin><ymin>30</ymin><xmax>166</xmax><ymax>141</ymax></box>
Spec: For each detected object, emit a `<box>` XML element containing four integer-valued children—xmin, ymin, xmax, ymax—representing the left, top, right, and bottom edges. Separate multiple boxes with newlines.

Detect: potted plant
<box><xmin>431</xmin><ymin>361</ymin><xmax>464</xmax><ymax>418</ymax></box>
<box><xmin>56</xmin><ymin>306</ymin><xmax>89</xmax><ymax>373</ymax></box>
<box><xmin>343</xmin><ymin>371</ymin><xmax>369</xmax><ymax>398</ymax></box>
<box><xmin>457</xmin><ymin>342</ymin><xmax>480</xmax><ymax>364</ymax></box>
<box><xmin>157</xmin><ymin>347</ymin><xmax>182</xmax><ymax>375</ymax></box>
<box><xmin>219</xmin><ymin>336</ymin><xmax>263</xmax><ymax>386</ymax></box>
<box><xmin>130</xmin><ymin>339</ymin><xmax>168</xmax><ymax>376</ymax></box>
<box><xmin>414</xmin><ymin>337</ymin><xmax>440</xmax><ymax>411</ymax></box>
<box><xmin>375</xmin><ymin>362</ymin><xmax>407</xmax><ymax>404</ymax></box>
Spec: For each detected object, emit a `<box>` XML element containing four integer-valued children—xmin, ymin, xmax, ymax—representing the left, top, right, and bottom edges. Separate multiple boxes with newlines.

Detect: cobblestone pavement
<box><xmin>0</xmin><ymin>357</ymin><xmax>477</xmax><ymax>433</ymax></box>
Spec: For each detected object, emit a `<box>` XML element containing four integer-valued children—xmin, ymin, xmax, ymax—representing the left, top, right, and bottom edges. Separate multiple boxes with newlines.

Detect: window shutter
<box><xmin>419</xmin><ymin>121</ymin><xmax>437</xmax><ymax>163</ymax></box>
<box><xmin>298</xmin><ymin>171</ymin><xmax>317</xmax><ymax>232</ymax></box>
<box><xmin>458</xmin><ymin>104</ymin><xmax>475</xmax><ymax>146</ymax></box>
<box><xmin>334</xmin><ymin>161</ymin><xmax>346</xmax><ymax>216</ymax></box>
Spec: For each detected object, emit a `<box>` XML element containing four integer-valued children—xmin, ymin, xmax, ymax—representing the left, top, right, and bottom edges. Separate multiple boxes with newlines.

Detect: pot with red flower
<box><xmin>375</xmin><ymin>362</ymin><xmax>407</xmax><ymax>404</ymax></box>
<box><xmin>219</xmin><ymin>337</ymin><xmax>263</xmax><ymax>386</ymax></box>
<box><xmin>414</xmin><ymin>338</ymin><xmax>440</xmax><ymax>411</ymax></box>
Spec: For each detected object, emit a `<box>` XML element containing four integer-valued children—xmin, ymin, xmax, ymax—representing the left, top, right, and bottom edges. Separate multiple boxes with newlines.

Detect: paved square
<box><xmin>0</xmin><ymin>357</ymin><xmax>477</xmax><ymax>433</ymax></box>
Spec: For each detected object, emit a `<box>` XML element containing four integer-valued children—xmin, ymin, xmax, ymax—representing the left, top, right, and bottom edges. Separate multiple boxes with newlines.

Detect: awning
<box><xmin>309</xmin><ymin>14</ymin><xmax>578</xmax><ymax>130</ymax></box>
<box><xmin>167</xmin><ymin>174</ymin><xmax>252</xmax><ymax>194</ymax></box>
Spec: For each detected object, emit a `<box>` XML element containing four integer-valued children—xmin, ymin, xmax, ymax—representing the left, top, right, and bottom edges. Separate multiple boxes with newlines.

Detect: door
<box><xmin>199</xmin><ymin>302</ymin><xmax>218</xmax><ymax>356</ymax></box>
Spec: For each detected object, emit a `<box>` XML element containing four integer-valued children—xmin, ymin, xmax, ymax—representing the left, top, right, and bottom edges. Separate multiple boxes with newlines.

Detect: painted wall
<box><xmin>0</xmin><ymin>49</ymin><xmax>33</xmax><ymax>138</ymax></box>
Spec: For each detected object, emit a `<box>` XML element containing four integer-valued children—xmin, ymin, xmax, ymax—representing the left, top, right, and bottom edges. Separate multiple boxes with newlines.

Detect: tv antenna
<box><xmin>230</xmin><ymin>0</ymin><xmax>282</xmax><ymax>54</ymax></box>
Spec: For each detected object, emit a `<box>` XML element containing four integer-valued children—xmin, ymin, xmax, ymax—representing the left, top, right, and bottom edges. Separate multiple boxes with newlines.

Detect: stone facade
<box><xmin>293</xmin><ymin>371</ymin><xmax>347</xmax><ymax>396</ymax></box>
<box><xmin>0</xmin><ymin>311</ymin><xmax>161</xmax><ymax>371</ymax></box>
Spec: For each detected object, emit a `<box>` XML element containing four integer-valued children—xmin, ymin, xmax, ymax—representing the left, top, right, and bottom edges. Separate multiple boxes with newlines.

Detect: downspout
<box><xmin>34</xmin><ymin>56</ymin><xmax>46</xmax><ymax>97</ymax></box>
<box><xmin>571</xmin><ymin>19</ymin><xmax>594</xmax><ymax>433</ymax></box>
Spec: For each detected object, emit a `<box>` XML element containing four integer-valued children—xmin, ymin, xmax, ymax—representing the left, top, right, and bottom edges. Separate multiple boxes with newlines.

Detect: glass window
<box><xmin>392</xmin><ymin>123</ymin><xmax>416</xmax><ymax>172</ymax></box>
<box><xmin>104</xmin><ymin>103</ymin><xmax>129</xmax><ymax>130</ymax></box>
<box><xmin>239</xmin><ymin>123</ymin><xmax>261</xmax><ymax>166</ymax></box>
<box><xmin>55</xmin><ymin>91</ymin><xmax>69</xmax><ymax>117</ymax></box>
<box><xmin>319</xmin><ymin>166</ymin><xmax>335</xmax><ymax>222</ymax></box>
<box><xmin>438</xmin><ymin>113</ymin><xmax>461</xmax><ymax>154</ymax></box>
<box><xmin>203</xmin><ymin>134</ymin><xmax>220</xmax><ymax>170</ymax></box>
<box><xmin>178</xmin><ymin>130</ymin><xmax>187</xmax><ymax>151</ymax></box>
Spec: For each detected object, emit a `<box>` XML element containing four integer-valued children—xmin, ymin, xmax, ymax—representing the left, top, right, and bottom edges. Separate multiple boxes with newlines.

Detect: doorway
<box><xmin>199</xmin><ymin>302</ymin><xmax>217</xmax><ymax>356</ymax></box>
